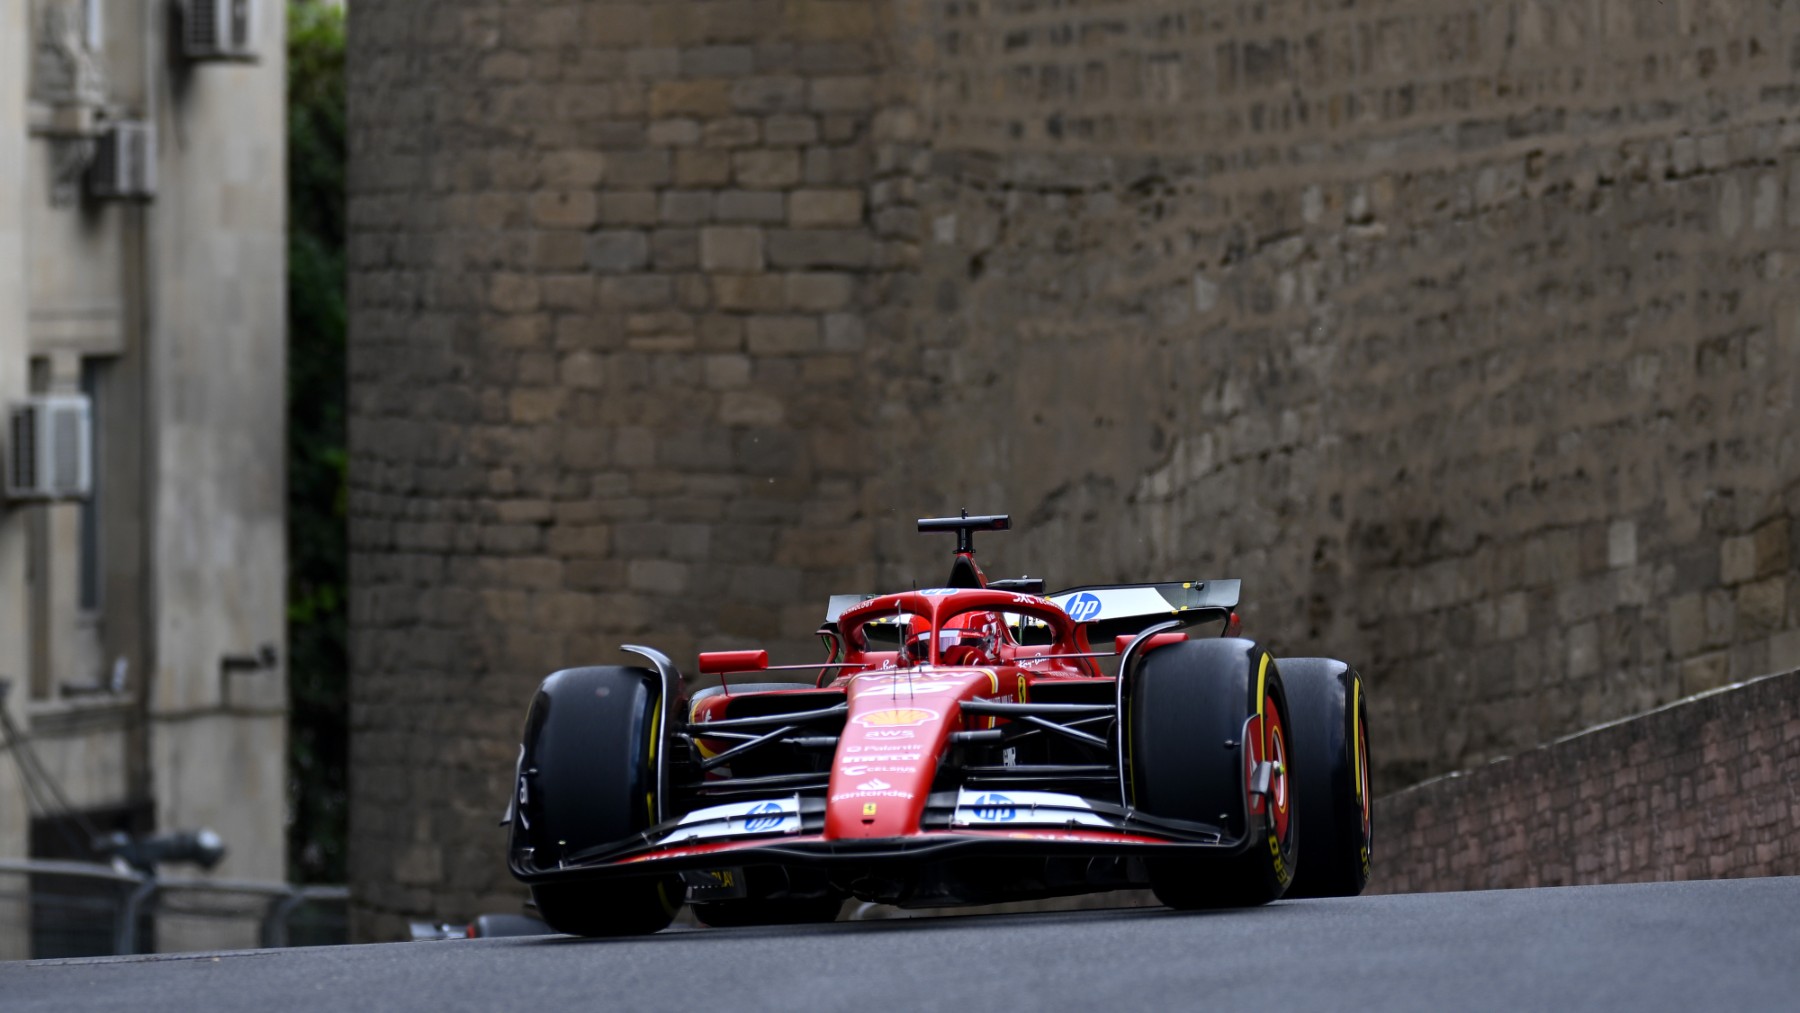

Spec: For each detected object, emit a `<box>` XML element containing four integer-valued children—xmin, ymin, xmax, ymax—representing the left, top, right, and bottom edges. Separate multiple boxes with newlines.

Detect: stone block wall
<box><xmin>345</xmin><ymin>0</ymin><xmax>913</xmax><ymax>934</ymax></box>
<box><xmin>1371</xmin><ymin>670</ymin><xmax>1800</xmax><ymax>893</ymax></box>
<box><xmin>888</xmin><ymin>0</ymin><xmax>1800</xmax><ymax>790</ymax></box>
<box><xmin>348</xmin><ymin>0</ymin><xmax>1800</xmax><ymax>929</ymax></box>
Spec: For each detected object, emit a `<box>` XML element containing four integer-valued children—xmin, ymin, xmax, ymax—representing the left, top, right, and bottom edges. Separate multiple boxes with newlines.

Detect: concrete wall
<box><xmin>346</xmin><ymin>0</ymin><xmax>1800</xmax><ymax>928</ymax></box>
<box><xmin>0</xmin><ymin>0</ymin><xmax>34</xmax><ymax>965</ymax></box>
<box><xmin>1371</xmin><ymin>669</ymin><xmax>1800</xmax><ymax>893</ymax></box>
<box><xmin>143</xmin><ymin>0</ymin><xmax>290</xmax><ymax>887</ymax></box>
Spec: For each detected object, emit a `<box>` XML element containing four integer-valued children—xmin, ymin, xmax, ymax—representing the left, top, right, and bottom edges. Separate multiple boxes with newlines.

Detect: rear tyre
<box><xmin>1129</xmin><ymin>639</ymin><xmax>1297</xmax><ymax>910</ymax></box>
<box><xmin>512</xmin><ymin>666</ymin><xmax>682</xmax><ymax>937</ymax></box>
<box><xmin>1280</xmin><ymin>659</ymin><xmax>1372</xmax><ymax>898</ymax></box>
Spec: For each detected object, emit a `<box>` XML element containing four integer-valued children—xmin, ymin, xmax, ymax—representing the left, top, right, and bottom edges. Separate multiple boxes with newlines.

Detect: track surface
<box><xmin>6</xmin><ymin>878</ymin><xmax>1798</xmax><ymax>1012</ymax></box>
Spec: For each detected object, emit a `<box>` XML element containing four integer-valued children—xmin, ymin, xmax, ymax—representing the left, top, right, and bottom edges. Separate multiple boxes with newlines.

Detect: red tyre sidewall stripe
<box><xmin>1265</xmin><ymin>695</ymin><xmax>1290</xmax><ymax>846</ymax></box>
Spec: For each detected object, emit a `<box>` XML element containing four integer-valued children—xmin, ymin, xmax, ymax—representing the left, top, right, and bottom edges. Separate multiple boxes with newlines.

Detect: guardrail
<box><xmin>0</xmin><ymin>859</ymin><xmax>348</xmax><ymax>958</ymax></box>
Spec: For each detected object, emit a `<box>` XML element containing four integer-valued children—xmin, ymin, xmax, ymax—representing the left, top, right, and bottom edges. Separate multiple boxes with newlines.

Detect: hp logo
<box><xmin>743</xmin><ymin>802</ymin><xmax>785</xmax><ymax>832</ymax></box>
<box><xmin>973</xmin><ymin>794</ymin><xmax>1017</xmax><ymax>822</ymax></box>
<box><xmin>1065</xmin><ymin>593</ymin><xmax>1103</xmax><ymax>622</ymax></box>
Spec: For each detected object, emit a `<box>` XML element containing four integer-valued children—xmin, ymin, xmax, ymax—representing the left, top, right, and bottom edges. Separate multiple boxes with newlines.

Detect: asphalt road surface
<box><xmin>6</xmin><ymin>878</ymin><xmax>1799</xmax><ymax>1012</ymax></box>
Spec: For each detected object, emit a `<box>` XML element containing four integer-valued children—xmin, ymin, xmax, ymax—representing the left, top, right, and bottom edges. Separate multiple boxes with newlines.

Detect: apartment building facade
<box><xmin>0</xmin><ymin>0</ymin><xmax>286</xmax><ymax>958</ymax></box>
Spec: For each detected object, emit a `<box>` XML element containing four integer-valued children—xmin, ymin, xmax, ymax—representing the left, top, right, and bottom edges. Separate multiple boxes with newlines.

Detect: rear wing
<box><xmin>1046</xmin><ymin>580</ymin><xmax>1241</xmax><ymax>643</ymax></box>
<box><xmin>823</xmin><ymin>580</ymin><xmax>1240</xmax><ymax>638</ymax></box>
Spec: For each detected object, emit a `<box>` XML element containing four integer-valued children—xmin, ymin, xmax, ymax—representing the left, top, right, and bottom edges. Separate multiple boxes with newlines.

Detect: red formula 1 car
<box><xmin>503</xmin><ymin>514</ymin><xmax>1372</xmax><ymax>935</ymax></box>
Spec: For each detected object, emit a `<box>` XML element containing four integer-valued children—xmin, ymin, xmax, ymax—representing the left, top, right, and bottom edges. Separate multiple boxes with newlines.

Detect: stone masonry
<box><xmin>349</xmin><ymin>0</ymin><xmax>1800</xmax><ymax>933</ymax></box>
<box><xmin>1371</xmin><ymin>669</ymin><xmax>1800</xmax><ymax>893</ymax></box>
<box><xmin>346</xmin><ymin>0</ymin><xmax>906</xmax><ymax>932</ymax></box>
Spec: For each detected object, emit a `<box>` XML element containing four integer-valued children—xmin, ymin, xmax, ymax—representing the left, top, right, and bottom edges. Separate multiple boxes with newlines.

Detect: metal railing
<box><xmin>0</xmin><ymin>859</ymin><xmax>348</xmax><ymax>959</ymax></box>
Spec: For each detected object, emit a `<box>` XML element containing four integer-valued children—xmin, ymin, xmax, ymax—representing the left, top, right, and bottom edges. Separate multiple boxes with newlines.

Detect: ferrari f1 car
<box><xmin>503</xmin><ymin>514</ymin><xmax>1372</xmax><ymax>935</ymax></box>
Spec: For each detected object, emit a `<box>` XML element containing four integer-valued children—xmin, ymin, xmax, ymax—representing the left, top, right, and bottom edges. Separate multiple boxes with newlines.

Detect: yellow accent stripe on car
<box><xmin>1255</xmin><ymin>653</ymin><xmax>1269</xmax><ymax>718</ymax></box>
<box><xmin>1352</xmin><ymin>677</ymin><xmax>1363</xmax><ymax>798</ymax></box>
<box><xmin>646</xmin><ymin>690</ymin><xmax>662</xmax><ymax>824</ymax></box>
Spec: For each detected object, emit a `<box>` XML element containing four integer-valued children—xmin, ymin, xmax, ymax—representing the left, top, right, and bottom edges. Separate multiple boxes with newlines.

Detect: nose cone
<box><xmin>824</xmin><ymin>670</ymin><xmax>1004</xmax><ymax>839</ymax></box>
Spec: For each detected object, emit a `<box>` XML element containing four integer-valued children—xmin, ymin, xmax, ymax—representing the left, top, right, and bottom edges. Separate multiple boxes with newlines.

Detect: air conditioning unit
<box><xmin>87</xmin><ymin>121</ymin><xmax>156</xmax><ymax>201</ymax></box>
<box><xmin>6</xmin><ymin>395</ymin><xmax>94</xmax><ymax>502</ymax></box>
<box><xmin>182</xmin><ymin>0</ymin><xmax>258</xmax><ymax>62</ymax></box>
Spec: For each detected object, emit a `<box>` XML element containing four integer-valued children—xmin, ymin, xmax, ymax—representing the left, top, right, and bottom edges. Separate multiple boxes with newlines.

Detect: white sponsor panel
<box><xmin>861</xmin><ymin>729</ymin><xmax>916</xmax><ymax>740</ymax></box>
<box><xmin>950</xmin><ymin>789</ymin><xmax>1114</xmax><ymax>829</ymax></box>
<box><xmin>663</xmin><ymin>796</ymin><xmax>803</xmax><ymax>843</ymax></box>
<box><xmin>1048</xmin><ymin>586</ymin><xmax>1173</xmax><ymax>624</ymax></box>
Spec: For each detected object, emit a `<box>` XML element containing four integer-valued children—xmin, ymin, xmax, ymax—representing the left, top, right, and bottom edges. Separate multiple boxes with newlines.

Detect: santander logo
<box><xmin>856</xmin><ymin>778</ymin><xmax>892</xmax><ymax>791</ymax></box>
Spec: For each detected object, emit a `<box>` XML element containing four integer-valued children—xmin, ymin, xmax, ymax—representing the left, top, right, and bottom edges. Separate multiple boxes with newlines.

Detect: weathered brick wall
<box><xmin>345</xmin><ymin>0</ymin><xmax>908</xmax><ymax>936</ymax></box>
<box><xmin>887</xmin><ymin>0</ymin><xmax>1800</xmax><ymax>790</ymax></box>
<box><xmin>1370</xmin><ymin>670</ymin><xmax>1800</xmax><ymax>893</ymax></box>
<box><xmin>347</xmin><ymin>0</ymin><xmax>1800</xmax><ymax>930</ymax></box>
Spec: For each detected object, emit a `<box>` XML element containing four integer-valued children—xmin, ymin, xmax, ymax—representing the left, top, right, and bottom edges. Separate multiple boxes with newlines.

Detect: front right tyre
<box><xmin>512</xmin><ymin>665</ymin><xmax>682</xmax><ymax>936</ymax></box>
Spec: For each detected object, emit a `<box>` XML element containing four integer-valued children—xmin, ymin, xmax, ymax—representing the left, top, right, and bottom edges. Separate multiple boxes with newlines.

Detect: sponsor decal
<box><xmin>842</xmin><ymin>741</ymin><xmax>928</xmax><ymax>755</ymax></box>
<box><xmin>859</xmin><ymin>679</ymin><xmax>962</xmax><ymax>696</ymax></box>
<box><xmin>971</xmin><ymin>793</ymin><xmax>1016</xmax><ymax>822</ymax></box>
<box><xmin>664</xmin><ymin>797</ymin><xmax>801</xmax><ymax>843</ymax></box>
<box><xmin>852</xmin><ymin>707</ymin><xmax>940</xmax><ymax>728</ymax></box>
<box><xmin>743</xmin><ymin>801</ymin><xmax>787</xmax><ymax>833</ymax></box>
<box><xmin>1064</xmin><ymin>592</ymin><xmax>1103</xmax><ymax>622</ymax></box>
<box><xmin>862</xmin><ymin>803</ymin><xmax>879</xmax><ymax>816</ymax></box>
<box><xmin>838</xmin><ymin>764</ymin><xmax>918</xmax><ymax>777</ymax></box>
<box><xmin>862</xmin><ymin>729</ymin><xmax>916</xmax><ymax>740</ymax></box>
<box><xmin>951</xmin><ymin>790</ymin><xmax>1113</xmax><ymax>829</ymax></box>
<box><xmin>857</xmin><ymin>777</ymin><xmax>892</xmax><ymax>791</ymax></box>
<box><xmin>919</xmin><ymin>587</ymin><xmax>959</xmax><ymax>596</ymax></box>
<box><xmin>831</xmin><ymin>788</ymin><xmax>915</xmax><ymax>802</ymax></box>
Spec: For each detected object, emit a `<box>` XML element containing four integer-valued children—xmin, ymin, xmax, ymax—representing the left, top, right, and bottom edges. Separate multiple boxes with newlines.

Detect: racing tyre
<box><xmin>1279</xmin><ymin>659</ymin><xmax>1372</xmax><ymax>898</ymax></box>
<box><xmin>512</xmin><ymin>666</ymin><xmax>682</xmax><ymax>937</ymax></box>
<box><xmin>1129</xmin><ymin>639</ymin><xmax>1296</xmax><ymax>909</ymax></box>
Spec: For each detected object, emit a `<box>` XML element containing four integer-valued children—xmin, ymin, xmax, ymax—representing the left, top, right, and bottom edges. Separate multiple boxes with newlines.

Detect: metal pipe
<box><xmin>115</xmin><ymin>878</ymin><xmax>157</xmax><ymax>955</ymax></box>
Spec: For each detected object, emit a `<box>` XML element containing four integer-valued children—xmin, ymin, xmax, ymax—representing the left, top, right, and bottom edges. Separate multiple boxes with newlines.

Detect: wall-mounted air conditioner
<box><xmin>87</xmin><ymin>121</ymin><xmax>157</xmax><ymax>201</ymax></box>
<box><xmin>182</xmin><ymin>0</ymin><xmax>259</xmax><ymax>62</ymax></box>
<box><xmin>5</xmin><ymin>395</ymin><xmax>94</xmax><ymax>502</ymax></box>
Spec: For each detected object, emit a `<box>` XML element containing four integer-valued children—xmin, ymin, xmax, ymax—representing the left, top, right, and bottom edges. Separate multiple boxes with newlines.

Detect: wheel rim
<box><xmin>1264</xmin><ymin>696</ymin><xmax>1291</xmax><ymax>846</ymax></box>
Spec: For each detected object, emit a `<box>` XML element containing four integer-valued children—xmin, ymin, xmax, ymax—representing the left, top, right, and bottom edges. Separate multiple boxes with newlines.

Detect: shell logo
<box><xmin>852</xmin><ymin>708</ymin><xmax>940</xmax><ymax>728</ymax></box>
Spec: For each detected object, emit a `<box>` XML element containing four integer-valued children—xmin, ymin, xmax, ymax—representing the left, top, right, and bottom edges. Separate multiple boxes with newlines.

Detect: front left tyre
<box><xmin>512</xmin><ymin>665</ymin><xmax>682</xmax><ymax>936</ymax></box>
<box><xmin>1128</xmin><ymin>638</ymin><xmax>1297</xmax><ymax>909</ymax></box>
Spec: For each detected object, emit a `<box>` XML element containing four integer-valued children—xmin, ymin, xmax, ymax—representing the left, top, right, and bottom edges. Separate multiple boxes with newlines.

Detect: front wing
<box><xmin>509</xmin><ymin>788</ymin><xmax>1260</xmax><ymax>885</ymax></box>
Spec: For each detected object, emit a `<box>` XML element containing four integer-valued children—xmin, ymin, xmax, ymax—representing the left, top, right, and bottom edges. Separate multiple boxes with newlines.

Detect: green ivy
<box><xmin>287</xmin><ymin>0</ymin><xmax>347</xmax><ymax>885</ymax></box>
